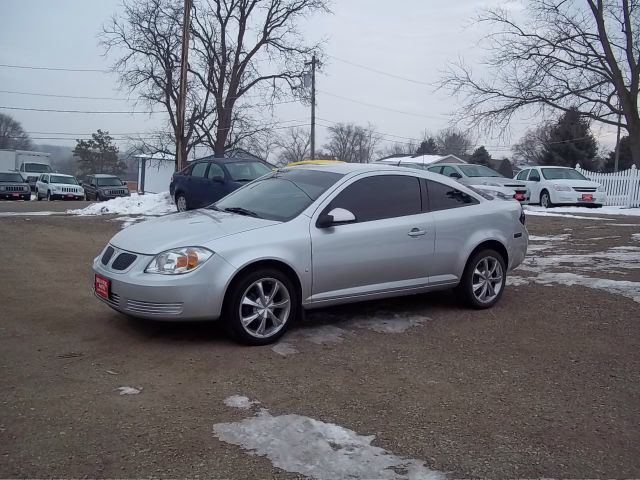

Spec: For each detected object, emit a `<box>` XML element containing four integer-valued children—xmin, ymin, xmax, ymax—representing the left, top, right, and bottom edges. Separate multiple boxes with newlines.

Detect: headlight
<box><xmin>553</xmin><ymin>184</ymin><xmax>571</xmax><ymax>191</ymax></box>
<box><xmin>145</xmin><ymin>247</ymin><xmax>213</xmax><ymax>275</ymax></box>
<box><xmin>51</xmin><ymin>185</ymin><xmax>59</xmax><ymax>191</ymax></box>
<box><xmin>597</xmin><ymin>185</ymin><xmax>605</xmax><ymax>192</ymax></box>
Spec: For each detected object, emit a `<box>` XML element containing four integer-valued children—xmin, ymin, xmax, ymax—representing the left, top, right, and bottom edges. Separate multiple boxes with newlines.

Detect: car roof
<box><xmin>534</xmin><ymin>166</ymin><xmax>574</xmax><ymax>169</ymax></box>
<box><xmin>193</xmin><ymin>156</ymin><xmax>268</xmax><ymax>165</ymax></box>
<box><xmin>49</xmin><ymin>173</ymin><xmax>75</xmax><ymax>177</ymax></box>
<box><xmin>92</xmin><ymin>173</ymin><xmax>120</xmax><ymax>177</ymax></box>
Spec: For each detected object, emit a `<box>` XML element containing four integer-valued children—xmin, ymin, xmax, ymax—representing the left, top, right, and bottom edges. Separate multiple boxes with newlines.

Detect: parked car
<box><xmin>426</xmin><ymin>163</ymin><xmax>530</xmax><ymax>204</ymax></box>
<box><xmin>514</xmin><ymin>166</ymin><xmax>607</xmax><ymax>208</ymax></box>
<box><xmin>93</xmin><ymin>163</ymin><xmax>528</xmax><ymax>345</ymax></box>
<box><xmin>36</xmin><ymin>173</ymin><xmax>85</xmax><ymax>201</ymax></box>
<box><xmin>169</xmin><ymin>157</ymin><xmax>273</xmax><ymax>212</ymax></box>
<box><xmin>82</xmin><ymin>174</ymin><xmax>130</xmax><ymax>201</ymax></box>
<box><xmin>0</xmin><ymin>170</ymin><xmax>30</xmax><ymax>200</ymax></box>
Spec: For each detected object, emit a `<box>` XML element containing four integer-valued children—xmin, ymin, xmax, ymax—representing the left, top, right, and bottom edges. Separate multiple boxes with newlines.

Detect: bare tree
<box><xmin>435</xmin><ymin>127</ymin><xmax>474</xmax><ymax>157</ymax></box>
<box><xmin>442</xmin><ymin>0</ymin><xmax>640</xmax><ymax>163</ymax></box>
<box><xmin>324</xmin><ymin>123</ymin><xmax>381</xmax><ymax>163</ymax></box>
<box><xmin>274</xmin><ymin>127</ymin><xmax>310</xmax><ymax>165</ymax></box>
<box><xmin>513</xmin><ymin>122</ymin><xmax>553</xmax><ymax>165</ymax></box>
<box><xmin>0</xmin><ymin>113</ymin><xmax>32</xmax><ymax>150</ymax></box>
<box><xmin>102</xmin><ymin>0</ymin><xmax>328</xmax><ymax>167</ymax></box>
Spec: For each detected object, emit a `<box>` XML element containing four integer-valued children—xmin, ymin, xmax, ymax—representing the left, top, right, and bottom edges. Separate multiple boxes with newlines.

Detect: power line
<box><xmin>0</xmin><ymin>105</ymin><xmax>156</xmax><ymax>114</ymax></box>
<box><xmin>326</xmin><ymin>54</ymin><xmax>431</xmax><ymax>86</ymax></box>
<box><xmin>0</xmin><ymin>90</ymin><xmax>127</xmax><ymax>101</ymax></box>
<box><xmin>0</xmin><ymin>63</ymin><xmax>108</xmax><ymax>73</ymax></box>
<box><xmin>318</xmin><ymin>90</ymin><xmax>448</xmax><ymax>120</ymax></box>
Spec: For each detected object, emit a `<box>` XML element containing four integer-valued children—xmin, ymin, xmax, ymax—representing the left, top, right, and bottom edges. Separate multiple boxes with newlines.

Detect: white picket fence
<box><xmin>575</xmin><ymin>164</ymin><xmax>640</xmax><ymax>207</ymax></box>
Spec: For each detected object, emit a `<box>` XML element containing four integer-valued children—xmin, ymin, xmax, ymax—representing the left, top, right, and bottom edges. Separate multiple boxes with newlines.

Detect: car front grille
<box><xmin>573</xmin><ymin>187</ymin><xmax>596</xmax><ymax>192</ymax></box>
<box><xmin>126</xmin><ymin>299</ymin><xmax>184</xmax><ymax>315</ymax></box>
<box><xmin>60</xmin><ymin>187</ymin><xmax>79</xmax><ymax>193</ymax></box>
<box><xmin>111</xmin><ymin>252</ymin><xmax>137</xmax><ymax>270</ymax></box>
<box><xmin>101</xmin><ymin>246</ymin><xmax>115</xmax><ymax>265</ymax></box>
<box><xmin>2</xmin><ymin>185</ymin><xmax>29</xmax><ymax>192</ymax></box>
<box><xmin>107</xmin><ymin>189</ymin><xmax>128</xmax><ymax>195</ymax></box>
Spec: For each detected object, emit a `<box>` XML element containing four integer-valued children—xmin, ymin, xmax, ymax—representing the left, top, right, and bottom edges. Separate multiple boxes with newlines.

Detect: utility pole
<box><xmin>305</xmin><ymin>55</ymin><xmax>317</xmax><ymax>159</ymax></box>
<box><xmin>614</xmin><ymin>99</ymin><xmax>622</xmax><ymax>172</ymax></box>
<box><xmin>176</xmin><ymin>0</ymin><xmax>191</xmax><ymax>172</ymax></box>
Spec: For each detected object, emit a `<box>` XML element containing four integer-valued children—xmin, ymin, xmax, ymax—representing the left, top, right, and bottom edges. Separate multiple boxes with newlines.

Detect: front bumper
<box><xmin>92</xmin><ymin>247</ymin><xmax>236</xmax><ymax>321</ymax></box>
<box><xmin>100</xmin><ymin>191</ymin><xmax>130</xmax><ymax>199</ymax></box>
<box><xmin>553</xmin><ymin>191</ymin><xmax>607</xmax><ymax>205</ymax></box>
<box><xmin>0</xmin><ymin>192</ymin><xmax>30</xmax><ymax>200</ymax></box>
<box><xmin>51</xmin><ymin>192</ymin><xmax>85</xmax><ymax>200</ymax></box>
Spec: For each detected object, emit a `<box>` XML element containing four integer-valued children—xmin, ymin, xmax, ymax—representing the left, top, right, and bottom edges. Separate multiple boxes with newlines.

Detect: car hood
<box><xmin>464</xmin><ymin>177</ymin><xmax>526</xmax><ymax>187</ymax></box>
<box><xmin>109</xmin><ymin>209</ymin><xmax>280</xmax><ymax>254</ymax></box>
<box><xmin>51</xmin><ymin>183</ymin><xmax>82</xmax><ymax>188</ymax></box>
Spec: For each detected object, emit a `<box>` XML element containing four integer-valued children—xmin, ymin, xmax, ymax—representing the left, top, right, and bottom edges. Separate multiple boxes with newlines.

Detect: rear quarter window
<box><xmin>427</xmin><ymin>180</ymin><xmax>479</xmax><ymax>211</ymax></box>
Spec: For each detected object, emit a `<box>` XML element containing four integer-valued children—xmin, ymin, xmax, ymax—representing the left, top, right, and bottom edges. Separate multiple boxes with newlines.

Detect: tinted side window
<box><xmin>427</xmin><ymin>180</ymin><xmax>479</xmax><ymax>211</ymax></box>
<box><xmin>328</xmin><ymin>175</ymin><xmax>421</xmax><ymax>223</ymax></box>
<box><xmin>207</xmin><ymin>163</ymin><xmax>225</xmax><ymax>179</ymax></box>
<box><xmin>440</xmin><ymin>166</ymin><xmax>459</xmax><ymax>177</ymax></box>
<box><xmin>427</xmin><ymin>166</ymin><xmax>442</xmax><ymax>174</ymax></box>
<box><xmin>516</xmin><ymin>170</ymin><xmax>528</xmax><ymax>181</ymax></box>
<box><xmin>529</xmin><ymin>169</ymin><xmax>541</xmax><ymax>181</ymax></box>
<box><xmin>191</xmin><ymin>163</ymin><xmax>208</xmax><ymax>178</ymax></box>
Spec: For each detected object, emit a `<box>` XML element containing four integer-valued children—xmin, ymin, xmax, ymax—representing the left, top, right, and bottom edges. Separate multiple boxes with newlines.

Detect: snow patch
<box><xmin>302</xmin><ymin>325</ymin><xmax>347</xmax><ymax>344</ymax></box>
<box><xmin>507</xmin><ymin>276</ymin><xmax>530</xmax><ymax>286</ymax></box>
<box><xmin>213</xmin><ymin>409</ymin><xmax>444</xmax><ymax>480</ymax></box>
<box><xmin>350</xmin><ymin>313</ymin><xmax>425</xmax><ymax>333</ymax></box>
<box><xmin>533</xmin><ymin>272</ymin><xmax>640</xmax><ymax>303</ymax></box>
<box><xmin>112</xmin><ymin>215</ymin><xmax>146</xmax><ymax>228</ymax></box>
<box><xmin>526</xmin><ymin>205</ymin><xmax>640</xmax><ymax>217</ymax></box>
<box><xmin>528</xmin><ymin>234</ymin><xmax>571</xmax><ymax>241</ymax></box>
<box><xmin>633</xmin><ymin>233</ymin><xmax>640</xmax><ymax>242</ymax></box>
<box><xmin>116</xmin><ymin>386</ymin><xmax>142</xmax><ymax>395</ymax></box>
<box><xmin>271</xmin><ymin>342</ymin><xmax>299</xmax><ymax>357</ymax></box>
<box><xmin>0</xmin><ymin>211</ymin><xmax>62</xmax><ymax>216</ymax></box>
<box><xmin>524</xmin><ymin>209</ymin><xmax>608</xmax><ymax>220</ymax></box>
<box><xmin>67</xmin><ymin>192</ymin><xmax>174</xmax><ymax>216</ymax></box>
<box><xmin>224</xmin><ymin>395</ymin><xmax>260</xmax><ymax>410</ymax></box>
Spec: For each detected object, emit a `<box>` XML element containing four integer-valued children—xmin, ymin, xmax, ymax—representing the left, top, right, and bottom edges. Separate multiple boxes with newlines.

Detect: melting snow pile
<box><xmin>67</xmin><ymin>192</ymin><xmax>174</xmax><ymax>216</ymax></box>
<box><xmin>216</xmin><ymin>397</ymin><xmax>444</xmax><ymax>480</ymax></box>
<box><xmin>525</xmin><ymin>205</ymin><xmax>640</xmax><ymax>218</ymax></box>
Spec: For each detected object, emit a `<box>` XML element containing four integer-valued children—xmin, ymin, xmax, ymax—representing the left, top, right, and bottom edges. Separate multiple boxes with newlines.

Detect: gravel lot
<box><xmin>1</xmin><ymin>204</ymin><xmax>639</xmax><ymax>478</ymax></box>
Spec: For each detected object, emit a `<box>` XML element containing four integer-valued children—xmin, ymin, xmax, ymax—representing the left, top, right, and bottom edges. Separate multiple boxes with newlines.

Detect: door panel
<box><xmin>526</xmin><ymin>169</ymin><xmax>542</xmax><ymax>203</ymax></box>
<box><xmin>188</xmin><ymin>162</ymin><xmax>209</xmax><ymax>208</ymax></box>
<box><xmin>310</xmin><ymin>174</ymin><xmax>434</xmax><ymax>301</ymax></box>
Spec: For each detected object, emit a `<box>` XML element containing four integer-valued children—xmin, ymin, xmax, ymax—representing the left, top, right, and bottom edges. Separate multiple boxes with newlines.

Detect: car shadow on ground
<box><xmin>114</xmin><ymin>290</ymin><xmax>460</xmax><ymax>345</ymax></box>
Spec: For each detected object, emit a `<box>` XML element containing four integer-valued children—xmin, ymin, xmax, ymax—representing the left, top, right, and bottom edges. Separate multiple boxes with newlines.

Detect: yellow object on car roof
<box><xmin>286</xmin><ymin>160</ymin><xmax>345</xmax><ymax>166</ymax></box>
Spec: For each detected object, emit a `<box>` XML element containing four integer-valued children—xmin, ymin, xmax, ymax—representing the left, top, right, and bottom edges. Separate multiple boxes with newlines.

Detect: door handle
<box><xmin>408</xmin><ymin>228</ymin><xmax>427</xmax><ymax>237</ymax></box>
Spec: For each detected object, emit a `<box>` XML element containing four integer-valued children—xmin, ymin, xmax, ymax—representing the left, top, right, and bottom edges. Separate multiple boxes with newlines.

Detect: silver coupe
<box><xmin>93</xmin><ymin>163</ymin><xmax>528</xmax><ymax>345</ymax></box>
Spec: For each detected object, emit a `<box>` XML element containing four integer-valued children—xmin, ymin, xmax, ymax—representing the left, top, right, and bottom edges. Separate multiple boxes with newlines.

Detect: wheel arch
<box><xmin>222</xmin><ymin>258</ymin><xmax>303</xmax><ymax>311</ymax></box>
<box><xmin>466</xmin><ymin>239</ymin><xmax>508</xmax><ymax>270</ymax></box>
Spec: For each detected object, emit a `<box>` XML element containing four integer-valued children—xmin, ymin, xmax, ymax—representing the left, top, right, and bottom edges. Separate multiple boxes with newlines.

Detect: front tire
<box><xmin>540</xmin><ymin>190</ymin><xmax>553</xmax><ymax>208</ymax></box>
<box><xmin>36</xmin><ymin>189</ymin><xmax>42</xmax><ymax>201</ymax></box>
<box><xmin>456</xmin><ymin>249</ymin><xmax>506</xmax><ymax>309</ymax></box>
<box><xmin>175</xmin><ymin>193</ymin><xmax>188</xmax><ymax>212</ymax></box>
<box><xmin>223</xmin><ymin>268</ymin><xmax>298</xmax><ymax>345</ymax></box>
<box><xmin>46</xmin><ymin>190</ymin><xmax>52</xmax><ymax>201</ymax></box>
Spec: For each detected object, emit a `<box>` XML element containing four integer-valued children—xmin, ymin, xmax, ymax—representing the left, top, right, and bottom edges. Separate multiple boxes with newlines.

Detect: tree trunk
<box><xmin>627</xmin><ymin>126</ymin><xmax>640</xmax><ymax>168</ymax></box>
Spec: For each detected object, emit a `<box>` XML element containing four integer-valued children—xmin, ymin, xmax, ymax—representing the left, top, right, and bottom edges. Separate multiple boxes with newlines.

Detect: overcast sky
<box><xmin>0</xmin><ymin>0</ymin><xmax>617</xmax><ymax>158</ymax></box>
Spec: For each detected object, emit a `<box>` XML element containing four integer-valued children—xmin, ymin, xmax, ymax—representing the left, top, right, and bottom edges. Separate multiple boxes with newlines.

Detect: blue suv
<box><xmin>169</xmin><ymin>157</ymin><xmax>272</xmax><ymax>211</ymax></box>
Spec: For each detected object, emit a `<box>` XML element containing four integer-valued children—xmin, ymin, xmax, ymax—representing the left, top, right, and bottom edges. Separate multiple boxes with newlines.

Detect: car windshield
<box><xmin>541</xmin><ymin>168</ymin><xmax>588</xmax><ymax>180</ymax></box>
<box><xmin>50</xmin><ymin>175</ymin><xmax>78</xmax><ymax>185</ymax></box>
<box><xmin>25</xmin><ymin>163</ymin><xmax>52</xmax><ymax>173</ymax></box>
<box><xmin>225</xmin><ymin>161</ymin><xmax>272</xmax><ymax>181</ymax></box>
<box><xmin>97</xmin><ymin>177</ymin><xmax>123</xmax><ymax>186</ymax></box>
<box><xmin>458</xmin><ymin>165</ymin><xmax>503</xmax><ymax>177</ymax></box>
<box><xmin>0</xmin><ymin>172</ymin><xmax>24</xmax><ymax>182</ymax></box>
<box><xmin>213</xmin><ymin>169</ymin><xmax>344</xmax><ymax>221</ymax></box>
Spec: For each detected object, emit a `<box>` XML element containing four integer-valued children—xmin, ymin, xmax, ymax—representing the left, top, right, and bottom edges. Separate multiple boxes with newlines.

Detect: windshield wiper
<box><xmin>223</xmin><ymin>207</ymin><xmax>261</xmax><ymax>218</ymax></box>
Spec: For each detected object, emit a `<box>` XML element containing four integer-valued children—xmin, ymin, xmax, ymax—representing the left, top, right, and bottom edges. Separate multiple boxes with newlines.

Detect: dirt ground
<box><xmin>1</xmin><ymin>205</ymin><xmax>639</xmax><ymax>478</ymax></box>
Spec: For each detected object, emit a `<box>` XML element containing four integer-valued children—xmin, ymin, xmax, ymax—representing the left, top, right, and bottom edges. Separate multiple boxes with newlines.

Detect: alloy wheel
<box><xmin>541</xmin><ymin>193</ymin><xmax>550</xmax><ymax>208</ymax></box>
<box><xmin>471</xmin><ymin>256</ymin><xmax>504</xmax><ymax>304</ymax></box>
<box><xmin>239</xmin><ymin>278</ymin><xmax>291</xmax><ymax>339</ymax></box>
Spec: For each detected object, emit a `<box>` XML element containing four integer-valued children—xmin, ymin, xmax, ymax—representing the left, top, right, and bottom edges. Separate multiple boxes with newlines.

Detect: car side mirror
<box><xmin>317</xmin><ymin>207</ymin><xmax>356</xmax><ymax>228</ymax></box>
<box><xmin>450</xmin><ymin>172</ymin><xmax>462</xmax><ymax>179</ymax></box>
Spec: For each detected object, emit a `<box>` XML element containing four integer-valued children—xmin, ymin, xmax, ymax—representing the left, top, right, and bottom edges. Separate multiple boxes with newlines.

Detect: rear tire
<box><xmin>455</xmin><ymin>249</ymin><xmax>506</xmax><ymax>309</ymax></box>
<box><xmin>36</xmin><ymin>189</ymin><xmax>42</xmax><ymax>201</ymax></box>
<box><xmin>223</xmin><ymin>268</ymin><xmax>298</xmax><ymax>345</ymax></box>
<box><xmin>540</xmin><ymin>190</ymin><xmax>553</xmax><ymax>208</ymax></box>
